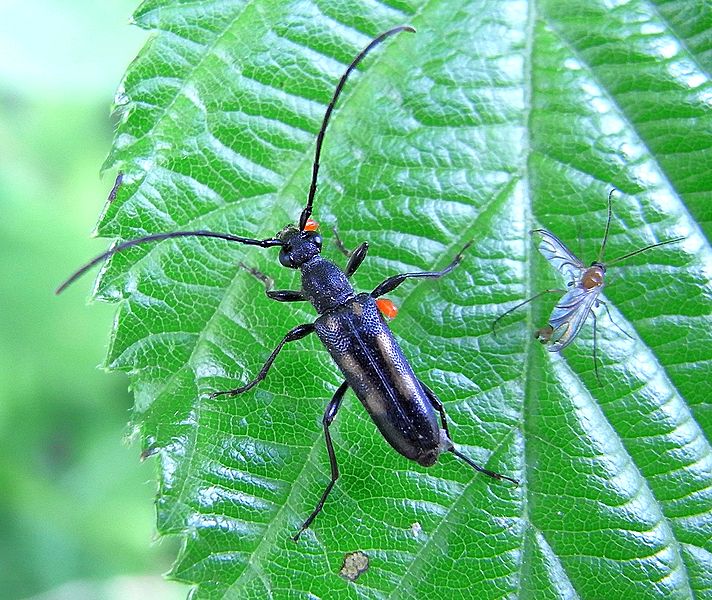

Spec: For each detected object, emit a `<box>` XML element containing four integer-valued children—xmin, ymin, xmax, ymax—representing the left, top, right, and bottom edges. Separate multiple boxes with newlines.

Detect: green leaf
<box><xmin>89</xmin><ymin>0</ymin><xmax>712</xmax><ymax>597</ymax></box>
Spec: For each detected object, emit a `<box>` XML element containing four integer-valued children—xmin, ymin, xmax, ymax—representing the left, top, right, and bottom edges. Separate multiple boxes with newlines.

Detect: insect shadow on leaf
<box><xmin>492</xmin><ymin>189</ymin><xmax>684</xmax><ymax>381</ymax></box>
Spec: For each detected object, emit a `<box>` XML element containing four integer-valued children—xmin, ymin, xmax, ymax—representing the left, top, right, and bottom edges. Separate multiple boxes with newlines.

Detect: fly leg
<box><xmin>597</xmin><ymin>300</ymin><xmax>633</xmax><ymax>340</ymax></box>
<box><xmin>420</xmin><ymin>380</ymin><xmax>519</xmax><ymax>485</ymax></box>
<box><xmin>239</xmin><ymin>262</ymin><xmax>306</xmax><ymax>302</ymax></box>
<box><xmin>591</xmin><ymin>299</ymin><xmax>632</xmax><ymax>384</ymax></box>
<box><xmin>210</xmin><ymin>323</ymin><xmax>315</xmax><ymax>397</ymax></box>
<box><xmin>293</xmin><ymin>380</ymin><xmax>349</xmax><ymax>541</ymax></box>
<box><xmin>591</xmin><ymin>310</ymin><xmax>601</xmax><ymax>384</ymax></box>
<box><xmin>371</xmin><ymin>241</ymin><xmax>473</xmax><ymax>298</ymax></box>
<box><xmin>492</xmin><ymin>289</ymin><xmax>566</xmax><ymax>337</ymax></box>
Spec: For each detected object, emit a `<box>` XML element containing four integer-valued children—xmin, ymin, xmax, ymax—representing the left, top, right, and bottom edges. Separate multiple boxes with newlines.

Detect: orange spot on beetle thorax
<box><xmin>304</xmin><ymin>218</ymin><xmax>319</xmax><ymax>231</ymax></box>
<box><xmin>376</xmin><ymin>298</ymin><xmax>398</xmax><ymax>319</ymax></box>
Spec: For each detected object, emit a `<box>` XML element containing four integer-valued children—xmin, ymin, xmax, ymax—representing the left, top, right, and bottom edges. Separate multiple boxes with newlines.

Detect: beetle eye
<box><xmin>279</xmin><ymin>248</ymin><xmax>295</xmax><ymax>268</ymax></box>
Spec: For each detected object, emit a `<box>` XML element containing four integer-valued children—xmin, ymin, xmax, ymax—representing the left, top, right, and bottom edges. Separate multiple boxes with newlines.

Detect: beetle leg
<box><xmin>332</xmin><ymin>226</ymin><xmax>352</xmax><ymax>257</ymax></box>
<box><xmin>210</xmin><ymin>323</ymin><xmax>315</xmax><ymax>398</ymax></box>
<box><xmin>370</xmin><ymin>241</ymin><xmax>473</xmax><ymax>298</ymax></box>
<box><xmin>293</xmin><ymin>380</ymin><xmax>349</xmax><ymax>541</ymax></box>
<box><xmin>451</xmin><ymin>448</ymin><xmax>519</xmax><ymax>486</ymax></box>
<box><xmin>420</xmin><ymin>380</ymin><xmax>518</xmax><ymax>485</ymax></box>
<box><xmin>332</xmin><ymin>227</ymin><xmax>369</xmax><ymax>278</ymax></box>
<box><xmin>418</xmin><ymin>380</ymin><xmax>451</xmax><ymax>440</ymax></box>
<box><xmin>266</xmin><ymin>290</ymin><xmax>307</xmax><ymax>302</ymax></box>
<box><xmin>239</xmin><ymin>262</ymin><xmax>307</xmax><ymax>302</ymax></box>
<box><xmin>238</xmin><ymin>261</ymin><xmax>273</xmax><ymax>290</ymax></box>
<box><xmin>345</xmin><ymin>243</ymin><xmax>368</xmax><ymax>278</ymax></box>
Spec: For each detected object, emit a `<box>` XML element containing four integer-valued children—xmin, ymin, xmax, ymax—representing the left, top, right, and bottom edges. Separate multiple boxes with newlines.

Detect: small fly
<box><xmin>493</xmin><ymin>189</ymin><xmax>684</xmax><ymax>378</ymax></box>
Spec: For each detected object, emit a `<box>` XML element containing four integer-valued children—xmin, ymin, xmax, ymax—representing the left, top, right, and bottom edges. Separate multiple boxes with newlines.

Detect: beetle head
<box><xmin>276</xmin><ymin>224</ymin><xmax>323</xmax><ymax>269</ymax></box>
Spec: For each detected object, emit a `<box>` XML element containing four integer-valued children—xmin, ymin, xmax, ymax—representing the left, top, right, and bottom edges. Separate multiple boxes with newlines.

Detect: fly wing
<box><xmin>532</xmin><ymin>228</ymin><xmax>586</xmax><ymax>285</ymax></box>
<box><xmin>544</xmin><ymin>284</ymin><xmax>600</xmax><ymax>352</ymax></box>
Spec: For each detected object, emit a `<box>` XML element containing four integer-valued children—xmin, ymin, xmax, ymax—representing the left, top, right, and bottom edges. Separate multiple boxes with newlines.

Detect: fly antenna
<box><xmin>597</xmin><ymin>188</ymin><xmax>616</xmax><ymax>263</ymax></box>
<box><xmin>56</xmin><ymin>230</ymin><xmax>282</xmax><ymax>294</ymax></box>
<box><xmin>298</xmin><ymin>25</ymin><xmax>415</xmax><ymax>231</ymax></box>
<box><xmin>605</xmin><ymin>235</ymin><xmax>684</xmax><ymax>267</ymax></box>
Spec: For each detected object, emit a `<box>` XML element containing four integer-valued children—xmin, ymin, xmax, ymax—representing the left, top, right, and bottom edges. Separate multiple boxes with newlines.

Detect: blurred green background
<box><xmin>0</xmin><ymin>1</ymin><xmax>184</xmax><ymax>598</ymax></box>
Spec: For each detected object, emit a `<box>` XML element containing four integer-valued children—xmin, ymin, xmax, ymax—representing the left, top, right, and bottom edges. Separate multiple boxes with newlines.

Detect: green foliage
<box><xmin>94</xmin><ymin>0</ymin><xmax>711</xmax><ymax>597</ymax></box>
<box><xmin>0</xmin><ymin>1</ymin><xmax>180</xmax><ymax>596</ymax></box>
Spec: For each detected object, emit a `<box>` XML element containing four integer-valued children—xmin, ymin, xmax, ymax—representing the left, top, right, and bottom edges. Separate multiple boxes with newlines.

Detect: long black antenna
<box><xmin>298</xmin><ymin>24</ymin><xmax>415</xmax><ymax>231</ymax></box>
<box><xmin>56</xmin><ymin>231</ymin><xmax>282</xmax><ymax>294</ymax></box>
<box><xmin>605</xmin><ymin>236</ymin><xmax>685</xmax><ymax>267</ymax></box>
<box><xmin>594</xmin><ymin>187</ymin><xmax>684</xmax><ymax>266</ymax></box>
<box><xmin>60</xmin><ymin>28</ymin><xmax>415</xmax><ymax>294</ymax></box>
<box><xmin>597</xmin><ymin>188</ymin><xmax>616</xmax><ymax>263</ymax></box>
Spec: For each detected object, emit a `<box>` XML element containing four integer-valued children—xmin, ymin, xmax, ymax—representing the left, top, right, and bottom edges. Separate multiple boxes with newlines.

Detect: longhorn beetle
<box><xmin>58</xmin><ymin>25</ymin><xmax>518</xmax><ymax>541</ymax></box>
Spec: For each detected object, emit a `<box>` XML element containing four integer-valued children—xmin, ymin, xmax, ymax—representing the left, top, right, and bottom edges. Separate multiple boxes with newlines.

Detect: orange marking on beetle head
<box><xmin>304</xmin><ymin>218</ymin><xmax>319</xmax><ymax>231</ymax></box>
<box><xmin>376</xmin><ymin>298</ymin><xmax>398</xmax><ymax>319</ymax></box>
